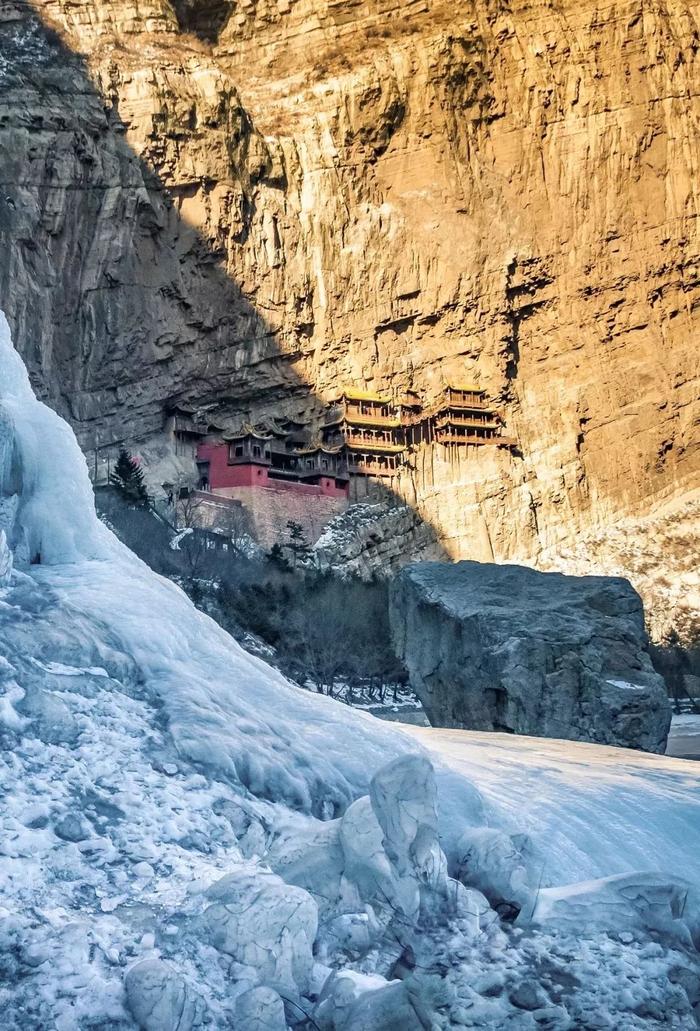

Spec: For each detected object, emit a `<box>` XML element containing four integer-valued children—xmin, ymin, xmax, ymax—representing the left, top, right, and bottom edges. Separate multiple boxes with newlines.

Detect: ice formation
<box><xmin>0</xmin><ymin>308</ymin><xmax>699</xmax><ymax>1029</ymax></box>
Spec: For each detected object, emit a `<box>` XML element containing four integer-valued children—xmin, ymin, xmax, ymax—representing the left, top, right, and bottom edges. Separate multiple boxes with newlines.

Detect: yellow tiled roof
<box><xmin>339</xmin><ymin>388</ymin><xmax>391</xmax><ymax>404</ymax></box>
<box><xmin>448</xmin><ymin>383</ymin><xmax>484</xmax><ymax>394</ymax></box>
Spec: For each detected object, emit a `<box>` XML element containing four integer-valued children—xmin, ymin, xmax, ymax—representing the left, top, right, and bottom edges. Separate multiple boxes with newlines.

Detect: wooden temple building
<box><xmin>197</xmin><ymin>422</ymin><xmax>349</xmax><ymax>498</ymax></box>
<box><xmin>165</xmin><ymin>405</ymin><xmax>214</xmax><ymax>458</ymax></box>
<box><xmin>405</xmin><ymin>385</ymin><xmax>507</xmax><ymax>447</ymax></box>
<box><xmin>320</xmin><ymin>385</ymin><xmax>513</xmax><ymax>475</ymax></box>
<box><xmin>175</xmin><ymin>383</ymin><xmax>513</xmax><ymax>497</ymax></box>
<box><xmin>191</xmin><ymin>425</ymin><xmax>348</xmax><ymax>548</ymax></box>
<box><xmin>163</xmin><ymin>384</ymin><xmax>514</xmax><ymax>545</ymax></box>
<box><xmin>322</xmin><ymin>390</ymin><xmax>406</xmax><ymax>478</ymax></box>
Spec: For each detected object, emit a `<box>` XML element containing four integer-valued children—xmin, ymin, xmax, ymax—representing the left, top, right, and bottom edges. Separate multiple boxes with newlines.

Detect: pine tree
<box><xmin>269</xmin><ymin>542</ymin><xmax>288</xmax><ymax>567</ymax></box>
<box><xmin>109</xmin><ymin>448</ymin><xmax>150</xmax><ymax>507</ymax></box>
<box><xmin>285</xmin><ymin>520</ymin><xmax>310</xmax><ymax>567</ymax></box>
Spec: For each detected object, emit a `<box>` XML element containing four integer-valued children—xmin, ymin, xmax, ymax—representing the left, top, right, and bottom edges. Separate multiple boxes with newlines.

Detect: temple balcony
<box><xmin>171</xmin><ymin>415</ymin><xmax>210</xmax><ymax>437</ymax></box>
<box><xmin>345</xmin><ymin>437</ymin><xmax>406</xmax><ymax>453</ymax></box>
<box><xmin>435</xmin><ymin>413</ymin><xmax>500</xmax><ymax>430</ymax></box>
<box><xmin>342</xmin><ymin>411</ymin><xmax>402</xmax><ymax>428</ymax></box>
<box><xmin>441</xmin><ymin>397</ymin><xmax>491</xmax><ymax>411</ymax></box>
<box><xmin>434</xmin><ymin>431</ymin><xmax>497</xmax><ymax>445</ymax></box>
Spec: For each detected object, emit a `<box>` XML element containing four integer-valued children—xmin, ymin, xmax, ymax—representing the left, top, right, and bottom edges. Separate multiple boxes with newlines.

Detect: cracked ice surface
<box><xmin>1</xmin><ymin>309</ymin><xmax>700</xmax><ymax>1029</ymax></box>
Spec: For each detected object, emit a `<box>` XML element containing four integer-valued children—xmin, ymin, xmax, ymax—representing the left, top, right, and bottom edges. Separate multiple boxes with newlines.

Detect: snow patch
<box><xmin>169</xmin><ymin>527</ymin><xmax>193</xmax><ymax>551</ymax></box>
<box><xmin>606</xmin><ymin>679</ymin><xmax>646</xmax><ymax>692</ymax></box>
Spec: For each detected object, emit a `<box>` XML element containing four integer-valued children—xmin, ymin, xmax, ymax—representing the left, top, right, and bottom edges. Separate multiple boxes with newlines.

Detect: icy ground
<box><xmin>667</xmin><ymin>714</ymin><xmax>700</xmax><ymax>760</ymax></box>
<box><xmin>404</xmin><ymin>728</ymin><xmax>700</xmax><ymax>884</ymax></box>
<box><xmin>0</xmin><ymin>309</ymin><xmax>699</xmax><ymax>1030</ymax></box>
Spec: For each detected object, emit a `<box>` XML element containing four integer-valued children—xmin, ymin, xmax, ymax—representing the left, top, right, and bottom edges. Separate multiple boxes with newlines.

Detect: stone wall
<box><xmin>212</xmin><ymin>483</ymin><xmax>348</xmax><ymax>548</ymax></box>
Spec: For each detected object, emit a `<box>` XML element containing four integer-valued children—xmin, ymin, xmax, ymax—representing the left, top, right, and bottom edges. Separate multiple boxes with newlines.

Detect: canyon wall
<box><xmin>0</xmin><ymin>0</ymin><xmax>698</xmax><ymax>574</ymax></box>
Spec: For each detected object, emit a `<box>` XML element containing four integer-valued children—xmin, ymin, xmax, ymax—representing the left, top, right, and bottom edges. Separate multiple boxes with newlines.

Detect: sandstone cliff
<box><xmin>0</xmin><ymin>0</ymin><xmax>698</xmax><ymax>614</ymax></box>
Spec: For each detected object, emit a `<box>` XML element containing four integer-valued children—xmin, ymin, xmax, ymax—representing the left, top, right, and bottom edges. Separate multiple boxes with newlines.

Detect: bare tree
<box><xmin>285</xmin><ymin>581</ymin><xmax>349</xmax><ymax>694</ymax></box>
<box><xmin>172</xmin><ymin>489</ymin><xmax>216</xmax><ymax>584</ymax></box>
<box><xmin>175</xmin><ymin>488</ymin><xmax>204</xmax><ymax>533</ymax></box>
<box><xmin>217</xmin><ymin>501</ymin><xmax>255</xmax><ymax>554</ymax></box>
<box><xmin>280</xmin><ymin>576</ymin><xmax>400</xmax><ymax>697</ymax></box>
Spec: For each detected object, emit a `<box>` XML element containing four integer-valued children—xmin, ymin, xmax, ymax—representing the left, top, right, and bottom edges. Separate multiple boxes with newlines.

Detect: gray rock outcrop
<box><xmin>390</xmin><ymin>561</ymin><xmax>671</xmax><ymax>752</ymax></box>
<box><xmin>313</xmin><ymin>504</ymin><xmax>444</xmax><ymax>581</ymax></box>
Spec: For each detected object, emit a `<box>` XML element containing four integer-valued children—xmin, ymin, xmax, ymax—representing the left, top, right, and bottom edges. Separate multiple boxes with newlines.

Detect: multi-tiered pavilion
<box><xmin>322</xmin><ymin>389</ymin><xmax>406</xmax><ymax>478</ymax></box>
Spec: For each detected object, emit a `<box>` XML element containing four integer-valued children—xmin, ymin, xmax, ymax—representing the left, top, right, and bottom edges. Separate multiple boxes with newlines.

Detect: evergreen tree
<box><xmin>268</xmin><ymin>542</ymin><xmax>288</xmax><ymax>568</ymax></box>
<box><xmin>285</xmin><ymin>520</ymin><xmax>310</xmax><ymax>567</ymax></box>
<box><xmin>109</xmin><ymin>448</ymin><xmax>150</xmax><ymax>507</ymax></box>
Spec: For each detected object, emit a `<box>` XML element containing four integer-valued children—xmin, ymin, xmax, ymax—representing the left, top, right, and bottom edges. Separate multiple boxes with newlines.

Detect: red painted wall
<box><xmin>197</xmin><ymin>442</ymin><xmax>270</xmax><ymax>488</ymax></box>
<box><xmin>198</xmin><ymin>443</ymin><xmax>348</xmax><ymax>498</ymax></box>
<box><xmin>202</xmin><ymin>486</ymin><xmax>348</xmax><ymax>547</ymax></box>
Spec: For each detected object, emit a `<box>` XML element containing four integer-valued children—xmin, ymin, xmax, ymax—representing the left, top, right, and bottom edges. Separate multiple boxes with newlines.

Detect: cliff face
<box><xmin>1</xmin><ymin>0</ymin><xmax>698</xmax><ymax>578</ymax></box>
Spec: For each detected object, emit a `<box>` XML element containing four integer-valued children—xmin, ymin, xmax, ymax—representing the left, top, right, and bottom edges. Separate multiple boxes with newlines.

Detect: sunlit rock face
<box><xmin>390</xmin><ymin>560</ymin><xmax>672</xmax><ymax>752</ymax></box>
<box><xmin>1</xmin><ymin>0</ymin><xmax>699</xmax><ymax>594</ymax></box>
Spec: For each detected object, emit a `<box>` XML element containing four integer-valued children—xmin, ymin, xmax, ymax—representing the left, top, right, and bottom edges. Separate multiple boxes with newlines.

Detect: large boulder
<box><xmin>390</xmin><ymin>561</ymin><xmax>671</xmax><ymax>752</ymax></box>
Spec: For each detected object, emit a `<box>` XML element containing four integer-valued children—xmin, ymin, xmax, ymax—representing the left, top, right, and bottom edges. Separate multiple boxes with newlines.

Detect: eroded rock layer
<box><xmin>0</xmin><ymin>0</ymin><xmax>698</xmax><ymax>570</ymax></box>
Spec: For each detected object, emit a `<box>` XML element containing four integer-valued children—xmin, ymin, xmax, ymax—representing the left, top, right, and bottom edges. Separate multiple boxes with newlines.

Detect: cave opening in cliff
<box><xmin>170</xmin><ymin>0</ymin><xmax>234</xmax><ymax>43</ymax></box>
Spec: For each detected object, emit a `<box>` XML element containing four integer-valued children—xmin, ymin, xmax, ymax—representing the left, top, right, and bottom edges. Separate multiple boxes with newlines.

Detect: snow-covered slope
<box><xmin>1</xmin><ymin>310</ymin><xmax>699</xmax><ymax>1029</ymax></box>
<box><xmin>406</xmin><ymin>728</ymin><xmax>700</xmax><ymax>886</ymax></box>
<box><xmin>0</xmin><ymin>311</ymin><xmax>420</xmax><ymax>812</ymax></box>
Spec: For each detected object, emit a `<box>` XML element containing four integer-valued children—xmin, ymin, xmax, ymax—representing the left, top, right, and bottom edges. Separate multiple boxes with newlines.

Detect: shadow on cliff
<box><xmin>1</xmin><ymin>8</ymin><xmax>297</xmax><ymax>436</ymax></box>
<box><xmin>1</xmin><ymin>5</ymin><xmax>435</xmax><ymax>548</ymax></box>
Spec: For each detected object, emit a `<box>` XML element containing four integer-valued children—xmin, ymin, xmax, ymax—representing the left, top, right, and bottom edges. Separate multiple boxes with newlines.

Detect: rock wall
<box><xmin>212</xmin><ymin>483</ymin><xmax>348</xmax><ymax>547</ymax></box>
<box><xmin>313</xmin><ymin>502</ymin><xmax>444</xmax><ymax>577</ymax></box>
<box><xmin>0</xmin><ymin>0</ymin><xmax>698</xmax><ymax>577</ymax></box>
<box><xmin>390</xmin><ymin>561</ymin><xmax>672</xmax><ymax>751</ymax></box>
<box><xmin>539</xmin><ymin>489</ymin><xmax>700</xmax><ymax>648</ymax></box>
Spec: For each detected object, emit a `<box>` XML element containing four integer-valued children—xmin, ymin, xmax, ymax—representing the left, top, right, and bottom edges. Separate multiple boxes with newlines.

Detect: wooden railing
<box><xmin>443</xmin><ymin>396</ymin><xmax>490</xmax><ymax>410</ymax></box>
<box><xmin>434</xmin><ymin>431</ymin><xmax>497</xmax><ymax>445</ymax></box>
<box><xmin>344</xmin><ymin>434</ymin><xmax>405</xmax><ymax>451</ymax></box>
<box><xmin>435</xmin><ymin>414</ymin><xmax>499</xmax><ymax>429</ymax></box>
<box><xmin>348</xmin><ymin>459</ymin><xmax>398</xmax><ymax>477</ymax></box>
